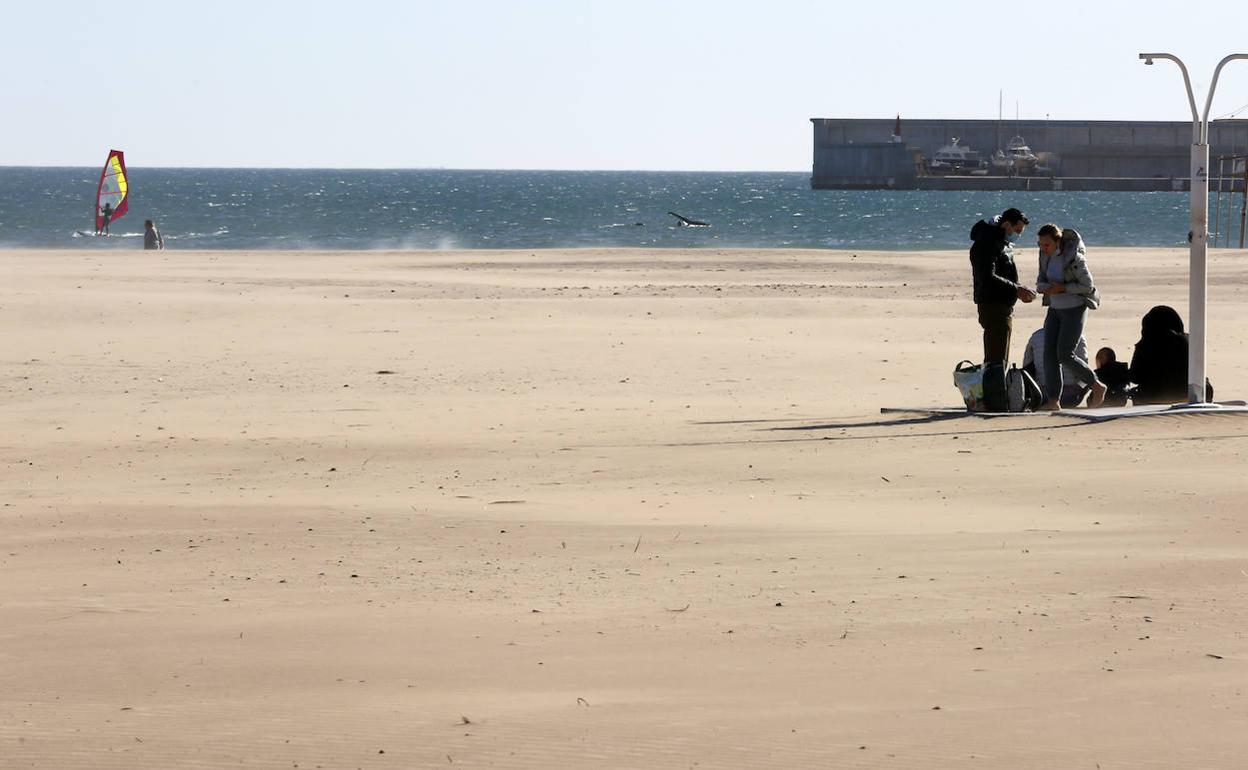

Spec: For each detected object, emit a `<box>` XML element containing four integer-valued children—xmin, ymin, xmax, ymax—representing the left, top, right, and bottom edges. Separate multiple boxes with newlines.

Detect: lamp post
<box><xmin>1139</xmin><ymin>52</ymin><xmax>1248</xmax><ymax>404</ymax></box>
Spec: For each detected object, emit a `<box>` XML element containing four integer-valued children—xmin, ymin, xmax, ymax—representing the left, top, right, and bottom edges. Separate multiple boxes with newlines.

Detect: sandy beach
<box><xmin>3</xmin><ymin>246</ymin><xmax>1248</xmax><ymax>768</ymax></box>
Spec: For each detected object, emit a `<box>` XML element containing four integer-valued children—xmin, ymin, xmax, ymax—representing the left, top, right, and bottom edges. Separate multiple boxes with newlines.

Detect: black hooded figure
<box><xmin>1129</xmin><ymin>305</ymin><xmax>1212</xmax><ymax>404</ymax></box>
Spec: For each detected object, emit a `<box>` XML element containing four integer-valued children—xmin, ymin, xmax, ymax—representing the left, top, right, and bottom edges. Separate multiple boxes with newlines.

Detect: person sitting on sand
<box><xmin>1034</xmin><ymin>224</ymin><xmax>1105</xmax><ymax>409</ymax></box>
<box><xmin>1093</xmin><ymin>347</ymin><xmax>1132</xmax><ymax>407</ymax></box>
<box><xmin>1023</xmin><ymin>326</ymin><xmax>1090</xmax><ymax>407</ymax></box>
<box><xmin>143</xmin><ymin>219</ymin><xmax>165</xmax><ymax>251</ymax></box>
<box><xmin>1129</xmin><ymin>305</ymin><xmax>1212</xmax><ymax>404</ymax></box>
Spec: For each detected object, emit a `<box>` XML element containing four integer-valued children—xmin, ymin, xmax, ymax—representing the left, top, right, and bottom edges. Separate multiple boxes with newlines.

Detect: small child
<box><xmin>1094</xmin><ymin>347</ymin><xmax>1131</xmax><ymax>407</ymax></box>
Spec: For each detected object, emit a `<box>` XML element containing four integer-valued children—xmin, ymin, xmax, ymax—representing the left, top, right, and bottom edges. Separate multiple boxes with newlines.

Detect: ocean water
<box><xmin>0</xmin><ymin>167</ymin><xmax>1209</xmax><ymax>250</ymax></box>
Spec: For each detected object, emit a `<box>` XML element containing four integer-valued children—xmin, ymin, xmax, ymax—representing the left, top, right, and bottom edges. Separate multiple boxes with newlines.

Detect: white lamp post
<box><xmin>1139</xmin><ymin>52</ymin><xmax>1248</xmax><ymax>404</ymax></box>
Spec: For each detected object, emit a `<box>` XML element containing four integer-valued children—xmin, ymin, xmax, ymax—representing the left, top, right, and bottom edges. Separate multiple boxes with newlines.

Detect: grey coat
<box><xmin>1036</xmin><ymin>228</ymin><xmax>1100</xmax><ymax>309</ymax></box>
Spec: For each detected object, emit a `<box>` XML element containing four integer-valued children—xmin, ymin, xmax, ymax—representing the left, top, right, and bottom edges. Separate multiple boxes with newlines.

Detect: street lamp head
<box><xmin>1138</xmin><ymin>53</ymin><xmax>1159</xmax><ymax>64</ymax></box>
<box><xmin>1145</xmin><ymin>58</ymin><xmax>1154</xmax><ymax>65</ymax></box>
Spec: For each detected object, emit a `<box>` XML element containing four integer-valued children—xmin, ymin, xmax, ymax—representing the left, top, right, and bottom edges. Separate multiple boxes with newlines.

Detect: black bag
<box><xmin>982</xmin><ymin>361</ymin><xmax>1008</xmax><ymax>412</ymax></box>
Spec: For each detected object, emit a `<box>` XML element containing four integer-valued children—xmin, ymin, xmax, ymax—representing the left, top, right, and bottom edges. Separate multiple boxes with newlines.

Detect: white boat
<box><xmin>991</xmin><ymin>135</ymin><xmax>1040</xmax><ymax>174</ymax></box>
<box><xmin>1006</xmin><ymin>135</ymin><xmax>1037</xmax><ymax>163</ymax></box>
<box><xmin>928</xmin><ymin>138</ymin><xmax>986</xmax><ymax>172</ymax></box>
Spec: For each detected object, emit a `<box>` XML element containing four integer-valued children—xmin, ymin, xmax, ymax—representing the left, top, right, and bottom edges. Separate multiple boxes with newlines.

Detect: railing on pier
<box><xmin>1212</xmin><ymin>154</ymin><xmax>1248</xmax><ymax>248</ymax></box>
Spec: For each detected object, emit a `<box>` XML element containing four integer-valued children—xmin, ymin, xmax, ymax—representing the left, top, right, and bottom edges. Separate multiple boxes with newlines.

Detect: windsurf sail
<box><xmin>95</xmin><ymin>149</ymin><xmax>129</xmax><ymax>231</ymax></box>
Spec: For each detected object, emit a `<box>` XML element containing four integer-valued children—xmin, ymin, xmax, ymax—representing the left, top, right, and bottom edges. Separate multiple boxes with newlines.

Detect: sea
<box><xmin>0</xmin><ymin>167</ymin><xmax>1211</xmax><ymax>251</ymax></box>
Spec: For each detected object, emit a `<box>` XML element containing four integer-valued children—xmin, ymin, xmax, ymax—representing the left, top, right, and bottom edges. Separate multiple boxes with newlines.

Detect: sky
<box><xmin>4</xmin><ymin>0</ymin><xmax>1248</xmax><ymax>170</ymax></box>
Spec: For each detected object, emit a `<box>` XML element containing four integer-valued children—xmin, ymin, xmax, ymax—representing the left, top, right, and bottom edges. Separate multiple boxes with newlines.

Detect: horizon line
<box><xmin>0</xmin><ymin>164</ymin><xmax>812</xmax><ymax>173</ymax></box>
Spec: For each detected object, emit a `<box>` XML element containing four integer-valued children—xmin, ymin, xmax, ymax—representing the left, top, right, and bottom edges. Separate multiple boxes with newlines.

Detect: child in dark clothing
<box><xmin>1094</xmin><ymin>347</ymin><xmax>1132</xmax><ymax>407</ymax></box>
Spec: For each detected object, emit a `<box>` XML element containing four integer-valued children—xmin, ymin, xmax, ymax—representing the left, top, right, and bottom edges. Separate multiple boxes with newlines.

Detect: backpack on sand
<box><xmin>1006</xmin><ymin>364</ymin><xmax>1044</xmax><ymax>412</ymax></box>
<box><xmin>981</xmin><ymin>361</ymin><xmax>1008</xmax><ymax>412</ymax></box>
<box><xmin>955</xmin><ymin>360</ymin><xmax>1038</xmax><ymax>413</ymax></box>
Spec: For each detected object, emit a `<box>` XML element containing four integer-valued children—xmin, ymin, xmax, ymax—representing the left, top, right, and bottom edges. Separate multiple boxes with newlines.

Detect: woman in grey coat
<box><xmin>1035</xmin><ymin>224</ymin><xmax>1106</xmax><ymax>409</ymax></box>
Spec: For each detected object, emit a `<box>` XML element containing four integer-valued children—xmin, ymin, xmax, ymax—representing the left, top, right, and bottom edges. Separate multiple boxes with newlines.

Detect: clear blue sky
<box><xmin>5</xmin><ymin>0</ymin><xmax>1248</xmax><ymax>169</ymax></box>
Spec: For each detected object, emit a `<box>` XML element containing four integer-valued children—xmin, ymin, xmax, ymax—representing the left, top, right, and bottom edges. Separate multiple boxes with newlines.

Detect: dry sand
<box><xmin>2</xmin><ymin>246</ymin><xmax>1248</xmax><ymax>768</ymax></box>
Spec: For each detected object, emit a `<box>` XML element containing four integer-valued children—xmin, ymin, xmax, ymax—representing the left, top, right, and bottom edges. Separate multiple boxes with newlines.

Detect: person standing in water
<box><xmin>143</xmin><ymin>219</ymin><xmax>164</xmax><ymax>250</ymax></box>
<box><xmin>97</xmin><ymin>202</ymin><xmax>113</xmax><ymax>236</ymax></box>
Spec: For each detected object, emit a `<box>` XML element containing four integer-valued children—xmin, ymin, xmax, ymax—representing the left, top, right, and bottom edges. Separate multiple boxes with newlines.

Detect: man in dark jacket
<box><xmin>969</xmin><ymin>207</ymin><xmax>1035</xmax><ymax>365</ymax></box>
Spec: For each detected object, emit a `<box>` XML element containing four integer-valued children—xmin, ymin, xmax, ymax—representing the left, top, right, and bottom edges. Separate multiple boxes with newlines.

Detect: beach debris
<box><xmin>458</xmin><ymin>715</ymin><xmax>472</xmax><ymax>725</ymax></box>
<box><xmin>665</xmin><ymin>604</ymin><xmax>690</xmax><ymax>613</ymax></box>
<box><xmin>1111</xmin><ymin>595</ymin><xmax>1148</xmax><ymax>600</ymax></box>
<box><xmin>1206</xmin><ymin>653</ymin><xmax>1224</xmax><ymax>659</ymax></box>
<box><xmin>931</xmin><ymin>706</ymin><xmax>942</xmax><ymax>711</ymax></box>
<box><xmin>881</xmin><ymin>476</ymin><xmax>891</xmax><ymax>483</ymax></box>
<box><xmin>488</xmin><ymin>500</ymin><xmax>525</xmax><ymax>505</ymax></box>
<box><xmin>576</xmin><ymin>697</ymin><xmax>590</xmax><ymax>707</ymax></box>
<box><xmin>633</xmin><ymin>535</ymin><xmax>642</xmax><ymax>553</ymax></box>
<box><xmin>375</xmin><ymin>370</ymin><xmax>396</xmax><ymax>375</ymax></box>
<box><xmin>775</xmin><ymin>602</ymin><xmax>783</xmax><ymax>607</ymax></box>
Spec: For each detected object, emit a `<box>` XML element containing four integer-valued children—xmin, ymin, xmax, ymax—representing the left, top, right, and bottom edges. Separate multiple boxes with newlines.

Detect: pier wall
<box><xmin>810</xmin><ymin>118</ymin><xmax>1248</xmax><ymax>190</ymax></box>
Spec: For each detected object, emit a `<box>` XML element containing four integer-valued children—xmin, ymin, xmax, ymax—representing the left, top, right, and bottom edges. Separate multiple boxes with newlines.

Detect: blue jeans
<box><xmin>1043</xmin><ymin>306</ymin><xmax>1095</xmax><ymax>400</ymax></box>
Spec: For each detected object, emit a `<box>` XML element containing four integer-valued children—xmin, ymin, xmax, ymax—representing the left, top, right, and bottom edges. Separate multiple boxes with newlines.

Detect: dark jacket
<box><xmin>1129</xmin><ymin>305</ymin><xmax>1210</xmax><ymax>404</ymax></box>
<box><xmin>1096</xmin><ymin>360</ymin><xmax>1131</xmax><ymax>392</ymax></box>
<box><xmin>970</xmin><ymin>218</ymin><xmax>1020</xmax><ymax>305</ymax></box>
<box><xmin>1095</xmin><ymin>360</ymin><xmax>1132</xmax><ymax>407</ymax></box>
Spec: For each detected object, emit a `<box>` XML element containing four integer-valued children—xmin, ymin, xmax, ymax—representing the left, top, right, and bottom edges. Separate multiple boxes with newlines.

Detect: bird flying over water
<box><xmin>667</xmin><ymin>211</ymin><xmax>710</xmax><ymax>227</ymax></box>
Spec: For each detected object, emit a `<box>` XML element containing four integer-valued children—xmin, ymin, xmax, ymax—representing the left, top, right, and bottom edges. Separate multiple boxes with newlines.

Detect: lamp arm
<box><xmin>1140</xmin><ymin>53</ymin><xmax>1200</xmax><ymax>142</ymax></box>
<box><xmin>1201</xmin><ymin>54</ymin><xmax>1248</xmax><ymax>143</ymax></box>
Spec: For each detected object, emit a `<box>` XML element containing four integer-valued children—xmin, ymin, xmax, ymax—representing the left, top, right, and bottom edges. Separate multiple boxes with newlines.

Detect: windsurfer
<box><xmin>143</xmin><ymin>220</ymin><xmax>165</xmax><ymax>250</ymax></box>
<box><xmin>97</xmin><ymin>202</ymin><xmax>113</xmax><ymax>236</ymax></box>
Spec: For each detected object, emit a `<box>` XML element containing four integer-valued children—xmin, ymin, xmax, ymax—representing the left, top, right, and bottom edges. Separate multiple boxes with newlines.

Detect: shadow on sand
<box><xmin>655</xmin><ymin>411</ymin><xmax>1087</xmax><ymax>448</ymax></box>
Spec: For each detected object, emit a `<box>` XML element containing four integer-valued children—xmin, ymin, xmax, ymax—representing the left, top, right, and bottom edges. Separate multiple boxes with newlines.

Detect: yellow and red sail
<box><xmin>95</xmin><ymin>150</ymin><xmax>129</xmax><ymax>230</ymax></box>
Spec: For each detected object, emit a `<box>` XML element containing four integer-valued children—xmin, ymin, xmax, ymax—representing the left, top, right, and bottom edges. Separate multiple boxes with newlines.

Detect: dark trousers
<box><xmin>977</xmin><ymin>303</ymin><xmax>1013</xmax><ymax>365</ymax></box>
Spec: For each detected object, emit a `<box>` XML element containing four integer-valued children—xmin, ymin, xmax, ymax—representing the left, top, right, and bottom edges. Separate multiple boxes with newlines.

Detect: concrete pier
<box><xmin>811</xmin><ymin>118</ymin><xmax>1248</xmax><ymax>191</ymax></box>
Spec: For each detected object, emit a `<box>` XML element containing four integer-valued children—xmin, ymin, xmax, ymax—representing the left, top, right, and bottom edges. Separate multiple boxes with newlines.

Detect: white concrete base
<box><xmin>880</xmin><ymin>401</ymin><xmax>1248</xmax><ymax>422</ymax></box>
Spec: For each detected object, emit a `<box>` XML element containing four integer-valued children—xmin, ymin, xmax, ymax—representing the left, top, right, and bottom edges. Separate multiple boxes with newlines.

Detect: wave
<box><xmin>70</xmin><ymin>230</ymin><xmax>142</xmax><ymax>239</ymax></box>
<box><xmin>167</xmin><ymin>228</ymin><xmax>230</xmax><ymax>241</ymax></box>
